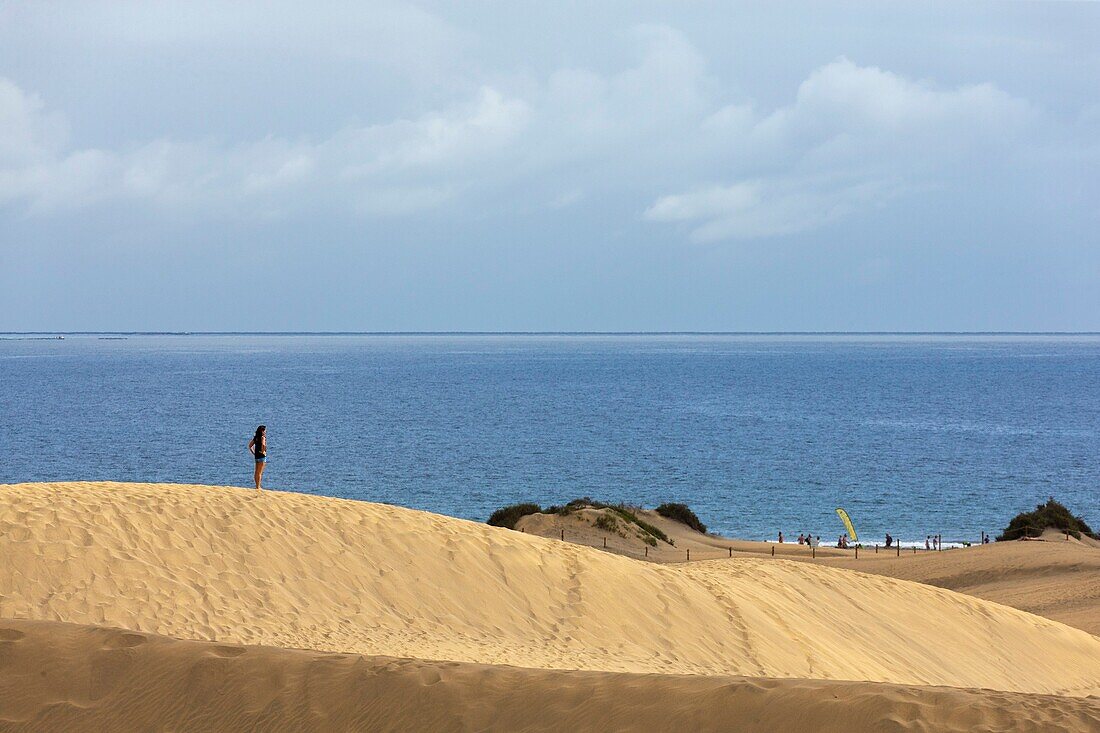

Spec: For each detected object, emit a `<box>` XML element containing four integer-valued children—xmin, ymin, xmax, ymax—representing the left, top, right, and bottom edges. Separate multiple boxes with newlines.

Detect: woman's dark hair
<box><xmin>254</xmin><ymin>425</ymin><xmax>266</xmax><ymax>445</ymax></box>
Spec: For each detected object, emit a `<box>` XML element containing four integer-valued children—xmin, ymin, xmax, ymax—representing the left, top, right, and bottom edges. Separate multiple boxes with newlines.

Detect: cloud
<box><xmin>334</xmin><ymin>87</ymin><xmax>529</xmax><ymax>177</ymax></box>
<box><xmin>0</xmin><ymin>80</ymin><xmax>528</xmax><ymax>217</ymax></box>
<box><xmin>645</xmin><ymin>58</ymin><xmax>1041</xmax><ymax>240</ymax></box>
<box><xmin>0</xmin><ymin>78</ymin><xmax>68</xmax><ymax>166</ymax></box>
<box><xmin>0</xmin><ymin>26</ymin><xmax>693</xmax><ymax>217</ymax></box>
<box><xmin>752</xmin><ymin>58</ymin><xmax>1036</xmax><ymax>160</ymax></box>
<box><xmin>0</xmin><ymin>42</ymin><xmax>1083</xmax><ymax>241</ymax></box>
<box><xmin>646</xmin><ymin>177</ymin><xmax>901</xmax><ymax>242</ymax></box>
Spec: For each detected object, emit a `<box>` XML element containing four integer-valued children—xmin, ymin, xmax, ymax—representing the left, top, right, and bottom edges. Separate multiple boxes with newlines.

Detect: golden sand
<box><xmin>2</xmin><ymin>482</ymin><xmax>1099</xmax><ymax>699</ymax></box>
<box><xmin>2</xmin><ymin>618</ymin><xmax>1098</xmax><ymax>733</ymax></box>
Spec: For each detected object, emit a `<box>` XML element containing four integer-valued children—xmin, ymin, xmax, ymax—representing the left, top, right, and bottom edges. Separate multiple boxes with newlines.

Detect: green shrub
<box><xmin>997</xmin><ymin>498</ymin><xmax>1096</xmax><ymax>541</ymax></box>
<box><xmin>655</xmin><ymin>503</ymin><xmax>707</xmax><ymax>534</ymax></box>
<box><xmin>489</xmin><ymin>496</ymin><xmax>681</xmax><ymax>546</ymax></box>
<box><xmin>594</xmin><ymin>514</ymin><xmax>619</xmax><ymax>533</ymax></box>
<box><xmin>487</xmin><ymin>503</ymin><xmax>542</xmax><ymax>530</ymax></box>
<box><xmin>611</xmin><ymin>506</ymin><xmax>670</xmax><ymax>545</ymax></box>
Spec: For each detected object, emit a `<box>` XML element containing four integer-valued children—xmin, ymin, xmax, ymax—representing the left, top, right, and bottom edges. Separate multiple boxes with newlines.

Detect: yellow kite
<box><xmin>836</xmin><ymin>507</ymin><xmax>858</xmax><ymax>542</ymax></box>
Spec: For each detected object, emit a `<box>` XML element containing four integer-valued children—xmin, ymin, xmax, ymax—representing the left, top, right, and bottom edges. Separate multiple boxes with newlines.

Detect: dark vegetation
<box><xmin>655</xmin><ymin>503</ymin><xmax>707</xmax><ymax>534</ymax></box>
<box><xmin>487</xmin><ymin>497</ymin><xmax>709</xmax><ymax>548</ymax></box>
<box><xmin>997</xmin><ymin>498</ymin><xmax>1097</xmax><ymax>541</ymax></box>
<box><xmin>487</xmin><ymin>503</ymin><xmax>542</xmax><ymax>530</ymax></box>
<box><xmin>594</xmin><ymin>514</ymin><xmax>619</xmax><ymax>533</ymax></box>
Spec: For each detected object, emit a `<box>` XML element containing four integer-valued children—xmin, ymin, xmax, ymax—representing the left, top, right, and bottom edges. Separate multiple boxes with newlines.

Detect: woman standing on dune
<box><xmin>248</xmin><ymin>425</ymin><xmax>267</xmax><ymax>490</ymax></box>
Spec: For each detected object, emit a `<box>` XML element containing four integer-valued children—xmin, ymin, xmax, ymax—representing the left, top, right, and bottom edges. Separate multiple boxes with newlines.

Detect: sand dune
<box><xmin>822</xmin><ymin>533</ymin><xmax>1100</xmax><ymax>636</ymax></box>
<box><xmin>515</xmin><ymin>505</ymin><xmax>851</xmax><ymax>561</ymax></box>
<box><xmin>520</xmin><ymin>505</ymin><xmax>1100</xmax><ymax>637</ymax></box>
<box><xmin>2</xmin><ymin>482</ymin><xmax>1100</xmax><ymax>698</ymax></box>
<box><xmin>2</xmin><ymin>618</ymin><xmax>1098</xmax><ymax>733</ymax></box>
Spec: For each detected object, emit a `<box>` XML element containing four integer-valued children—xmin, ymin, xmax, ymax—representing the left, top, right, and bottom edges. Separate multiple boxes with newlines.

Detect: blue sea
<box><xmin>2</xmin><ymin>334</ymin><xmax>1097</xmax><ymax>544</ymax></box>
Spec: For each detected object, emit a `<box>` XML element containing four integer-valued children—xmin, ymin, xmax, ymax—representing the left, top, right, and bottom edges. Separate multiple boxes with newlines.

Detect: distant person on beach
<box><xmin>925</xmin><ymin>536</ymin><xmax>931</xmax><ymax>550</ymax></box>
<box><xmin>885</xmin><ymin>533</ymin><xmax>893</xmax><ymax>548</ymax></box>
<box><xmin>797</xmin><ymin>533</ymin><xmax>805</xmax><ymax>544</ymax></box>
<box><xmin>248</xmin><ymin>425</ymin><xmax>267</xmax><ymax>490</ymax></box>
<box><xmin>778</xmin><ymin>531</ymin><xmax>784</xmax><ymax>543</ymax></box>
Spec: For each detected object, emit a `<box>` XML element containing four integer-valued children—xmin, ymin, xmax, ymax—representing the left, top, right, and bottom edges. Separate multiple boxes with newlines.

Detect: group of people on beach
<box><xmin>776</xmin><ymin>530</ymin><xmax>989</xmax><ymax>551</ymax></box>
<box><xmin>777</xmin><ymin>531</ymin><xmax>822</xmax><ymax>547</ymax></box>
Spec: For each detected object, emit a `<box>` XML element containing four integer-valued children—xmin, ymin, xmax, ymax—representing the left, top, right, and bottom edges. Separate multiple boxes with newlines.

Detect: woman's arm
<box><xmin>248</xmin><ymin>438</ymin><xmax>256</xmax><ymax>456</ymax></box>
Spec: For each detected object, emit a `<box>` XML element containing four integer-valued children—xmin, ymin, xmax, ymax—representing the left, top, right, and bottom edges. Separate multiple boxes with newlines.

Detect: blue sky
<box><xmin>1</xmin><ymin>1</ymin><xmax>1098</xmax><ymax>331</ymax></box>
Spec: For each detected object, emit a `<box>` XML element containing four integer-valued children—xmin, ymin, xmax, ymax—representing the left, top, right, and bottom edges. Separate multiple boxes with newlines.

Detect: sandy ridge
<box><xmin>2</xmin><ymin>482</ymin><xmax>1100</xmax><ymax>697</ymax></box>
<box><xmin>821</xmin><ymin>537</ymin><xmax>1100</xmax><ymax>636</ymax></box>
<box><xmin>2</xmin><ymin>618</ymin><xmax>1099</xmax><ymax>733</ymax></box>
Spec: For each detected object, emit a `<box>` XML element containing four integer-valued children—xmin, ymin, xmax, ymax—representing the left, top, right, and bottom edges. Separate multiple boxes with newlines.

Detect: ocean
<box><xmin>2</xmin><ymin>334</ymin><xmax>1097</xmax><ymax>544</ymax></box>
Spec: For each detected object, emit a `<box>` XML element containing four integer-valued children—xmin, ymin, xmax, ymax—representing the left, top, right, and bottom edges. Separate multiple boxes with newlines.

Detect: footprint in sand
<box><xmin>0</xmin><ymin>628</ymin><xmax>26</xmax><ymax>641</ymax></box>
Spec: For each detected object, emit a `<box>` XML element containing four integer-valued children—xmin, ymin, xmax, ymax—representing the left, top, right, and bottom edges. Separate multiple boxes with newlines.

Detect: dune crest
<box><xmin>2</xmin><ymin>482</ymin><xmax>1100</xmax><ymax>696</ymax></box>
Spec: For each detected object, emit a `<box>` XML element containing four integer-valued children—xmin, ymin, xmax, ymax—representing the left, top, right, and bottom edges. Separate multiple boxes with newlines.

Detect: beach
<box><xmin>7</xmin><ymin>0</ymin><xmax>1099</xmax><ymax>728</ymax></box>
<box><xmin>2</xmin><ymin>482</ymin><xmax>1099</xmax><ymax>731</ymax></box>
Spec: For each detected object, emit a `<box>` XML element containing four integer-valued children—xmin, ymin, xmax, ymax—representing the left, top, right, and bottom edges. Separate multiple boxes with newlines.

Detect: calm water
<box><xmin>2</xmin><ymin>334</ymin><xmax>1097</xmax><ymax>543</ymax></box>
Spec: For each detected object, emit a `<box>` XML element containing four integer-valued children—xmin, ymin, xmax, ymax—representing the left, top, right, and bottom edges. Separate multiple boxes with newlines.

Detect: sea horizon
<box><xmin>5</xmin><ymin>331</ymin><xmax>1100</xmax><ymax>336</ymax></box>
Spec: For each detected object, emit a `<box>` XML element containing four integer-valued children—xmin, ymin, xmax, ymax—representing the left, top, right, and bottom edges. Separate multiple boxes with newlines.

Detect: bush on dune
<box><xmin>487</xmin><ymin>503</ymin><xmax>543</xmax><ymax>530</ymax></box>
<box><xmin>594</xmin><ymin>513</ymin><xmax>619</xmax><ymax>533</ymax></box>
<box><xmin>485</xmin><ymin>498</ymin><xmax>677</xmax><ymax>546</ymax></box>
<box><xmin>560</xmin><ymin>498</ymin><xmax>672</xmax><ymax>544</ymax></box>
<box><xmin>997</xmin><ymin>498</ymin><xmax>1097</xmax><ymax>541</ymax></box>
<box><xmin>610</xmin><ymin>506</ymin><xmax>669</xmax><ymax>545</ymax></box>
<box><xmin>655</xmin><ymin>503</ymin><xmax>707</xmax><ymax>534</ymax></box>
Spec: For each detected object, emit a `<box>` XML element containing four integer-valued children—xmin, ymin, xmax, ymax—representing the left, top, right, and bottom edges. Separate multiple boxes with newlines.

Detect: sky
<box><xmin>1</xmin><ymin>1</ymin><xmax>1098</xmax><ymax>331</ymax></box>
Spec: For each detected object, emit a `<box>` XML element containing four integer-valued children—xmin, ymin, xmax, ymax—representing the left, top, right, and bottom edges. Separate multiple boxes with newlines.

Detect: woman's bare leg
<box><xmin>254</xmin><ymin>463</ymin><xmax>263</xmax><ymax>490</ymax></box>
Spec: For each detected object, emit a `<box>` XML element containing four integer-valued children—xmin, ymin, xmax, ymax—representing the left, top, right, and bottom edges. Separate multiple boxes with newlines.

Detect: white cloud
<box><xmin>646</xmin><ymin>177</ymin><xmax>901</xmax><ymax>242</ymax></box>
<box><xmin>335</xmin><ymin>87</ymin><xmax>529</xmax><ymax>177</ymax></box>
<box><xmin>753</xmin><ymin>58</ymin><xmax>1036</xmax><ymax>159</ymax></box>
<box><xmin>0</xmin><ymin>42</ymin><xmax>1083</xmax><ymax>240</ymax></box>
<box><xmin>0</xmin><ymin>78</ymin><xmax>68</xmax><ymax>166</ymax></box>
<box><xmin>0</xmin><ymin>27</ymin><xmax>689</xmax><ymax>218</ymax></box>
<box><xmin>645</xmin><ymin>57</ymin><xmax>1042</xmax><ymax>240</ymax></box>
<box><xmin>0</xmin><ymin>80</ymin><xmax>528</xmax><ymax>217</ymax></box>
